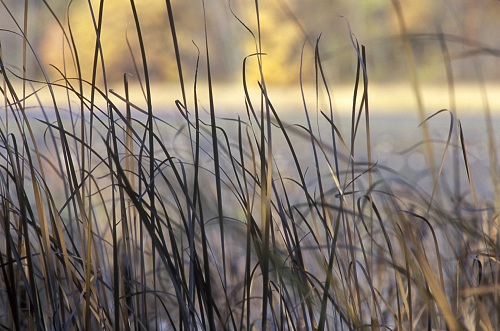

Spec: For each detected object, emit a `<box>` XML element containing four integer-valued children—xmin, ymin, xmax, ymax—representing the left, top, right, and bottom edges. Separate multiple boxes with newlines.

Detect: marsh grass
<box><xmin>1</xmin><ymin>1</ymin><xmax>499</xmax><ymax>330</ymax></box>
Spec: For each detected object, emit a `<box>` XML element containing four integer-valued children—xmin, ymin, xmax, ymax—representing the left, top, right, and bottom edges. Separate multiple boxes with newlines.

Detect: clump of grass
<box><xmin>0</xmin><ymin>1</ymin><xmax>499</xmax><ymax>330</ymax></box>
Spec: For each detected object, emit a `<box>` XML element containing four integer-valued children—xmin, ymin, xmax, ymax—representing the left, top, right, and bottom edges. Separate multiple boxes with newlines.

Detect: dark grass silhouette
<box><xmin>0</xmin><ymin>1</ymin><xmax>499</xmax><ymax>330</ymax></box>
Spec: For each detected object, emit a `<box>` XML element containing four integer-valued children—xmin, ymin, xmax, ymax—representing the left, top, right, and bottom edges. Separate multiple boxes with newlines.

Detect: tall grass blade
<box><xmin>458</xmin><ymin>121</ymin><xmax>477</xmax><ymax>207</ymax></box>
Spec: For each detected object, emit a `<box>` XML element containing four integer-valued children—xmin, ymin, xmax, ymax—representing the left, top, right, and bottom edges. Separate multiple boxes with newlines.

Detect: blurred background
<box><xmin>1</xmin><ymin>0</ymin><xmax>499</xmax><ymax>87</ymax></box>
<box><xmin>1</xmin><ymin>0</ymin><xmax>500</xmax><ymax>200</ymax></box>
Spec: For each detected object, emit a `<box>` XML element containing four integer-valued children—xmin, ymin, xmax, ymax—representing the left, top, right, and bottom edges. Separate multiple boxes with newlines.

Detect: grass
<box><xmin>1</xmin><ymin>1</ymin><xmax>499</xmax><ymax>330</ymax></box>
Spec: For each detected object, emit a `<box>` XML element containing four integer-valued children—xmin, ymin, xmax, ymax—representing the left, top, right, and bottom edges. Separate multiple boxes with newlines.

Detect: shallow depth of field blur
<box><xmin>1</xmin><ymin>0</ymin><xmax>500</xmax><ymax>330</ymax></box>
<box><xmin>3</xmin><ymin>1</ymin><xmax>500</xmax><ymax>88</ymax></box>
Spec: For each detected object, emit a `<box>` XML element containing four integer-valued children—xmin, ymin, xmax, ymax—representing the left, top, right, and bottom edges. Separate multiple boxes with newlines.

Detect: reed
<box><xmin>0</xmin><ymin>1</ymin><xmax>498</xmax><ymax>330</ymax></box>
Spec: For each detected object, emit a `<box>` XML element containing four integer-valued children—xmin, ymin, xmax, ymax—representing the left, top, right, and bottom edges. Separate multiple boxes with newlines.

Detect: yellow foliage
<box><xmin>390</xmin><ymin>0</ymin><xmax>437</xmax><ymax>32</ymax></box>
<box><xmin>39</xmin><ymin>0</ymin><xmax>198</xmax><ymax>84</ymax></box>
<box><xmin>242</xmin><ymin>3</ymin><xmax>307</xmax><ymax>85</ymax></box>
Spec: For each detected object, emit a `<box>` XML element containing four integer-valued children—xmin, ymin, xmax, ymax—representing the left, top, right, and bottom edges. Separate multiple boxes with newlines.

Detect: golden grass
<box><xmin>2</xmin><ymin>1</ymin><xmax>500</xmax><ymax>330</ymax></box>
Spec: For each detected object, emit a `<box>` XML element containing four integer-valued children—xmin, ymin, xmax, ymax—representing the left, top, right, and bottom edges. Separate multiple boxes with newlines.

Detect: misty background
<box><xmin>1</xmin><ymin>0</ymin><xmax>500</xmax><ymax>203</ymax></box>
<box><xmin>0</xmin><ymin>0</ymin><xmax>499</xmax><ymax>88</ymax></box>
